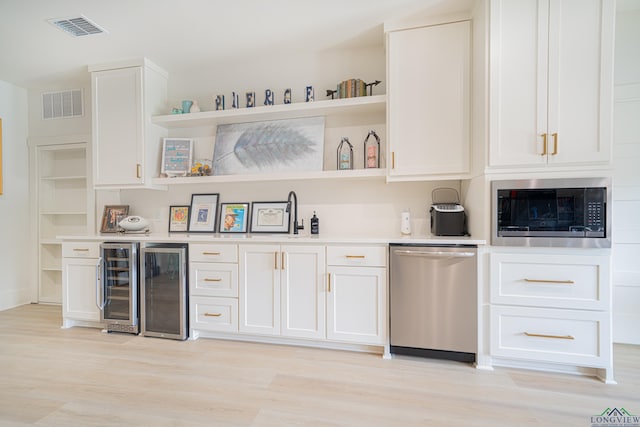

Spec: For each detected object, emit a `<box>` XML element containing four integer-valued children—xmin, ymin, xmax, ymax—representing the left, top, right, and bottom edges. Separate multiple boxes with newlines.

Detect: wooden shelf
<box><xmin>151</xmin><ymin>95</ymin><xmax>386</xmax><ymax>129</ymax></box>
<box><xmin>152</xmin><ymin>168</ymin><xmax>387</xmax><ymax>186</ymax></box>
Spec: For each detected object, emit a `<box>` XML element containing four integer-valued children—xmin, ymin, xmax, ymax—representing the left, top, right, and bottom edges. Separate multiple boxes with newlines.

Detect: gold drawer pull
<box><xmin>524</xmin><ymin>332</ymin><xmax>575</xmax><ymax>340</ymax></box>
<box><xmin>203</xmin><ymin>251</ymin><xmax>221</xmax><ymax>256</ymax></box>
<box><xmin>204</xmin><ymin>278</ymin><xmax>222</xmax><ymax>282</ymax></box>
<box><xmin>73</xmin><ymin>248</ymin><xmax>90</xmax><ymax>252</ymax></box>
<box><xmin>204</xmin><ymin>312</ymin><xmax>222</xmax><ymax>317</ymax></box>
<box><xmin>345</xmin><ymin>255</ymin><xmax>365</xmax><ymax>259</ymax></box>
<box><xmin>524</xmin><ymin>278</ymin><xmax>574</xmax><ymax>284</ymax></box>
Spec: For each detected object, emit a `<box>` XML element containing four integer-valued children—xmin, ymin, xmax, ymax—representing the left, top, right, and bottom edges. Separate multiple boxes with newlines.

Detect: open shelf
<box><xmin>152</xmin><ymin>95</ymin><xmax>386</xmax><ymax>129</ymax></box>
<box><xmin>153</xmin><ymin>168</ymin><xmax>387</xmax><ymax>185</ymax></box>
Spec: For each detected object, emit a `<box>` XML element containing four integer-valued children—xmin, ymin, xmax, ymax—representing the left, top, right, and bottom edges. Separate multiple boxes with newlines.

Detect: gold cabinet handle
<box><xmin>345</xmin><ymin>255</ymin><xmax>366</xmax><ymax>259</ymax></box>
<box><xmin>274</xmin><ymin>251</ymin><xmax>278</xmax><ymax>270</ymax></box>
<box><xmin>551</xmin><ymin>132</ymin><xmax>558</xmax><ymax>155</ymax></box>
<box><xmin>136</xmin><ymin>163</ymin><xmax>142</xmax><ymax>178</ymax></box>
<box><xmin>524</xmin><ymin>332</ymin><xmax>574</xmax><ymax>340</ymax></box>
<box><xmin>524</xmin><ymin>278</ymin><xmax>574</xmax><ymax>284</ymax></box>
<box><xmin>73</xmin><ymin>248</ymin><xmax>90</xmax><ymax>252</ymax></box>
<box><xmin>327</xmin><ymin>273</ymin><xmax>331</xmax><ymax>293</ymax></box>
<box><xmin>204</xmin><ymin>312</ymin><xmax>222</xmax><ymax>317</ymax></box>
<box><xmin>203</xmin><ymin>278</ymin><xmax>222</xmax><ymax>282</ymax></box>
<box><xmin>541</xmin><ymin>133</ymin><xmax>548</xmax><ymax>156</ymax></box>
<box><xmin>281</xmin><ymin>252</ymin><xmax>285</xmax><ymax>270</ymax></box>
<box><xmin>391</xmin><ymin>152</ymin><xmax>395</xmax><ymax>169</ymax></box>
<box><xmin>202</xmin><ymin>251</ymin><xmax>221</xmax><ymax>256</ymax></box>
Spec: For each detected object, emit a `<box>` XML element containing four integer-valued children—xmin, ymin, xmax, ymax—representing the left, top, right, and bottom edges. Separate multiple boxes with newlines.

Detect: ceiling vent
<box><xmin>42</xmin><ymin>89</ymin><xmax>84</xmax><ymax>120</ymax></box>
<box><xmin>48</xmin><ymin>15</ymin><xmax>107</xmax><ymax>37</ymax></box>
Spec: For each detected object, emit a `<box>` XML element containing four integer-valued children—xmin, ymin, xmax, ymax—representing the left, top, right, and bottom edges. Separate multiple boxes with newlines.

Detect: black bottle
<box><xmin>310</xmin><ymin>212</ymin><xmax>319</xmax><ymax>235</ymax></box>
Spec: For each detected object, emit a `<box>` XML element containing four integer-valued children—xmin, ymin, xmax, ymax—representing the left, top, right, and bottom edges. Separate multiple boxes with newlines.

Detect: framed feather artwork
<box><xmin>212</xmin><ymin>117</ymin><xmax>325</xmax><ymax>176</ymax></box>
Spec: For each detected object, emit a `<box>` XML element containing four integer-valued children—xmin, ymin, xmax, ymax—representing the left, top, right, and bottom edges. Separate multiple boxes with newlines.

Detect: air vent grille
<box><xmin>48</xmin><ymin>15</ymin><xmax>106</xmax><ymax>37</ymax></box>
<box><xmin>42</xmin><ymin>89</ymin><xmax>84</xmax><ymax>120</ymax></box>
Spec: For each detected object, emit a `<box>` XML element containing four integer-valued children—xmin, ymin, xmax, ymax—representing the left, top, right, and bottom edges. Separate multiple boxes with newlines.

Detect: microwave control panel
<box><xmin>586</xmin><ymin>200</ymin><xmax>604</xmax><ymax>231</ymax></box>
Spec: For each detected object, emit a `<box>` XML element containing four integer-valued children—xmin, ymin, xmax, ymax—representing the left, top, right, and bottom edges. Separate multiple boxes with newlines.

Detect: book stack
<box><xmin>337</xmin><ymin>78</ymin><xmax>367</xmax><ymax>98</ymax></box>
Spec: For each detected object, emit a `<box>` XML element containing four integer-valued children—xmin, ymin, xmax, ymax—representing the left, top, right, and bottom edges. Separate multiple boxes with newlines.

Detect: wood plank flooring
<box><xmin>0</xmin><ymin>304</ymin><xmax>638</xmax><ymax>426</ymax></box>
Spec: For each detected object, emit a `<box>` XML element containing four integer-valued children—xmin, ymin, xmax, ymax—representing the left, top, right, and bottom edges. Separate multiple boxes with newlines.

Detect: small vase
<box><xmin>189</xmin><ymin>100</ymin><xmax>200</xmax><ymax>113</ymax></box>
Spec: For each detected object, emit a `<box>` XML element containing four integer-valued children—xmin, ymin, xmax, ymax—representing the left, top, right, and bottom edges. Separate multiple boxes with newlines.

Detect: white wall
<box><xmin>612</xmin><ymin>6</ymin><xmax>640</xmax><ymax>344</ymax></box>
<box><xmin>0</xmin><ymin>80</ymin><xmax>31</xmax><ymax>310</ymax></box>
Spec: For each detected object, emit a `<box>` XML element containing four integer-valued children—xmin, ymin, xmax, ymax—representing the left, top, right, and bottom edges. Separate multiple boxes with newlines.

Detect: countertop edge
<box><xmin>57</xmin><ymin>234</ymin><xmax>487</xmax><ymax>246</ymax></box>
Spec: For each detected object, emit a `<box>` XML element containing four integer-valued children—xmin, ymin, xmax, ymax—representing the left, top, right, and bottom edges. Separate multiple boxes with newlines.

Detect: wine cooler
<box><xmin>99</xmin><ymin>242</ymin><xmax>140</xmax><ymax>334</ymax></box>
<box><xmin>141</xmin><ymin>243</ymin><xmax>188</xmax><ymax>340</ymax></box>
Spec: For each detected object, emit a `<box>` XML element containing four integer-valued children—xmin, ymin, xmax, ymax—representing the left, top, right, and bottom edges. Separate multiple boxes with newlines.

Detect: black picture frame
<box><xmin>250</xmin><ymin>201</ymin><xmax>290</xmax><ymax>233</ymax></box>
<box><xmin>188</xmin><ymin>193</ymin><xmax>219</xmax><ymax>233</ymax></box>
<box><xmin>168</xmin><ymin>205</ymin><xmax>190</xmax><ymax>233</ymax></box>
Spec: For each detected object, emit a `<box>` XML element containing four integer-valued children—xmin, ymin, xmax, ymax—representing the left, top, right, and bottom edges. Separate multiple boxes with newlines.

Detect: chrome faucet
<box><xmin>287</xmin><ymin>191</ymin><xmax>304</xmax><ymax>234</ymax></box>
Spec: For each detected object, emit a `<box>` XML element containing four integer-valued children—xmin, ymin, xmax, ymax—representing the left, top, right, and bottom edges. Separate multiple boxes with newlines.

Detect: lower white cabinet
<box><xmin>62</xmin><ymin>242</ymin><xmax>101</xmax><ymax>326</ymax></box>
<box><xmin>238</xmin><ymin>244</ymin><xmax>325</xmax><ymax>338</ymax></box>
<box><xmin>189</xmin><ymin>243</ymin><xmax>239</xmax><ymax>334</ymax></box>
<box><xmin>326</xmin><ymin>246</ymin><xmax>387</xmax><ymax>345</ymax></box>
<box><xmin>489</xmin><ymin>249</ymin><xmax>613</xmax><ymax>382</ymax></box>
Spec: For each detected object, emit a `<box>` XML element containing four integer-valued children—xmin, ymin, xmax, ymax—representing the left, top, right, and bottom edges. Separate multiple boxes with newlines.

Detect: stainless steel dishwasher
<box><xmin>389</xmin><ymin>244</ymin><xmax>477</xmax><ymax>362</ymax></box>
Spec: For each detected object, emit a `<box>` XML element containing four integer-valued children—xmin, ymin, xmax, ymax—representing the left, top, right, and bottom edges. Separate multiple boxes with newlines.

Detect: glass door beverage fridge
<box><xmin>99</xmin><ymin>242</ymin><xmax>139</xmax><ymax>334</ymax></box>
<box><xmin>141</xmin><ymin>243</ymin><xmax>188</xmax><ymax>340</ymax></box>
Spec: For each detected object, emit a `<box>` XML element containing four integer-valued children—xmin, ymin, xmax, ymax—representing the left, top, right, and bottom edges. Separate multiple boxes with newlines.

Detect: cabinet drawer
<box><xmin>490</xmin><ymin>306</ymin><xmax>609</xmax><ymax>368</ymax></box>
<box><xmin>190</xmin><ymin>262</ymin><xmax>238</xmax><ymax>297</ymax></box>
<box><xmin>190</xmin><ymin>296</ymin><xmax>238</xmax><ymax>333</ymax></box>
<box><xmin>189</xmin><ymin>243</ymin><xmax>238</xmax><ymax>263</ymax></box>
<box><xmin>490</xmin><ymin>252</ymin><xmax>610</xmax><ymax>310</ymax></box>
<box><xmin>62</xmin><ymin>242</ymin><xmax>100</xmax><ymax>258</ymax></box>
<box><xmin>327</xmin><ymin>246</ymin><xmax>386</xmax><ymax>267</ymax></box>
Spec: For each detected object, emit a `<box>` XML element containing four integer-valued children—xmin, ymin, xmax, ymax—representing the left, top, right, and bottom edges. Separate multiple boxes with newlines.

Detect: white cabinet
<box><xmin>239</xmin><ymin>244</ymin><xmax>325</xmax><ymax>338</ymax></box>
<box><xmin>489</xmin><ymin>0</ymin><xmax>615</xmax><ymax>168</ymax></box>
<box><xmin>90</xmin><ymin>58</ymin><xmax>168</xmax><ymax>188</ymax></box>
<box><xmin>62</xmin><ymin>242</ymin><xmax>101</xmax><ymax>327</ymax></box>
<box><xmin>30</xmin><ymin>140</ymin><xmax>93</xmax><ymax>304</ymax></box>
<box><xmin>189</xmin><ymin>243</ymin><xmax>239</xmax><ymax>335</ymax></box>
<box><xmin>326</xmin><ymin>246</ymin><xmax>386</xmax><ymax>345</ymax></box>
<box><xmin>387</xmin><ymin>20</ymin><xmax>471</xmax><ymax>179</ymax></box>
<box><xmin>489</xmin><ymin>249</ymin><xmax>613</xmax><ymax>382</ymax></box>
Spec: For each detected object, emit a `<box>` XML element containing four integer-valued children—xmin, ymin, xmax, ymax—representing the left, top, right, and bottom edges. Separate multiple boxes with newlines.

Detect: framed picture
<box><xmin>100</xmin><ymin>205</ymin><xmax>129</xmax><ymax>233</ymax></box>
<box><xmin>219</xmin><ymin>203</ymin><xmax>250</xmax><ymax>233</ymax></box>
<box><xmin>250</xmin><ymin>201</ymin><xmax>290</xmax><ymax>233</ymax></box>
<box><xmin>168</xmin><ymin>205</ymin><xmax>190</xmax><ymax>232</ymax></box>
<box><xmin>161</xmin><ymin>138</ymin><xmax>193</xmax><ymax>177</ymax></box>
<box><xmin>188</xmin><ymin>193</ymin><xmax>219</xmax><ymax>232</ymax></box>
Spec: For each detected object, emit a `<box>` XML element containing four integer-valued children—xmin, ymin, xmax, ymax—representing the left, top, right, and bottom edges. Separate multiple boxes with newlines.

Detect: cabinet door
<box><xmin>546</xmin><ymin>0</ymin><xmax>614</xmax><ymax>165</ymax></box>
<box><xmin>388</xmin><ymin>21</ymin><xmax>470</xmax><ymax>178</ymax></box>
<box><xmin>239</xmin><ymin>244</ymin><xmax>280</xmax><ymax>335</ymax></box>
<box><xmin>281</xmin><ymin>245</ymin><xmax>326</xmax><ymax>339</ymax></box>
<box><xmin>327</xmin><ymin>266</ymin><xmax>386</xmax><ymax>345</ymax></box>
<box><xmin>92</xmin><ymin>67</ymin><xmax>143</xmax><ymax>186</ymax></box>
<box><xmin>62</xmin><ymin>257</ymin><xmax>101</xmax><ymax>322</ymax></box>
<box><xmin>489</xmin><ymin>0</ymin><xmax>614</xmax><ymax>167</ymax></box>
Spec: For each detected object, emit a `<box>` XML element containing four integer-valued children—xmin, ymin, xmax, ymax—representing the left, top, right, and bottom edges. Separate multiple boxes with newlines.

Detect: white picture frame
<box><xmin>162</xmin><ymin>138</ymin><xmax>193</xmax><ymax>177</ymax></box>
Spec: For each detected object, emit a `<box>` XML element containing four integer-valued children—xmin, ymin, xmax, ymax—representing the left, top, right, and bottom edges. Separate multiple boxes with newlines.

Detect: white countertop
<box><xmin>58</xmin><ymin>232</ymin><xmax>486</xmax><ymax>246</ymax></box>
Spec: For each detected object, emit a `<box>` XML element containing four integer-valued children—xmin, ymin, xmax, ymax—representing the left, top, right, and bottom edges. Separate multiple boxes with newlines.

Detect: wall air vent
<box><xmin>48</xmin><ymin>15</ymin><xmax>107</xmax><ymax>37</ymax></box>
<box><xmin>42</xmin><ymin>89</ymin><xmax>84</xmax><ymax>120</ymax></box>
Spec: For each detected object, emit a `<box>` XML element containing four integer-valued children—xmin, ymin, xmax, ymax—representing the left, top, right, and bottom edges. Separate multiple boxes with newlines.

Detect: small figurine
<box><xmin>264</xmin><ymin>89</ymin><xmax>274</xmax><ymax>106</ymax></box>
<box><xmin>326</xmin><ymin>89</ymin><xmax>337</xmax><ymax>100</ymax></box>
<box><xmin>305</xmin><ymin>86</ymin><xmax>314</xmax><ymax>102</ymax></box>
<box><xmin>365</xmin><ymin>80</ymin><xmax>382</xmax><ymax>96</ymax></box>
<box><xmin>246</xmin><ymin>92</ymin><xmax>255</xmax><ymax>108</ymax></box>
<box><xmin>215</xmin><ymin>95</ymin><xmax>225</xmax><ymax>111</ymax></box>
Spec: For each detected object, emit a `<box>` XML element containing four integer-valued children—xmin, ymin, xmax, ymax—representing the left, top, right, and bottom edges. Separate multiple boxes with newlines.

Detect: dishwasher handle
<box><xmin>393</xmin><ymin>249</ymin><xmax>476</xmax><ymax>258</ymax></box>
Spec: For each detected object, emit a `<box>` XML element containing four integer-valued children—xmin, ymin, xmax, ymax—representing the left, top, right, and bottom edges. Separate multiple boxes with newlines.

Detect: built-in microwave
<box><xmin>491</xmin><ymin>177</ymin><xmax>611</xmax><ymax>248</ymax></box>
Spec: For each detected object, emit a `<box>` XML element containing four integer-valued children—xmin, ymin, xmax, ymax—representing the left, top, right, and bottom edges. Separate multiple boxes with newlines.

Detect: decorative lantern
<box><xmin>337</xmin><ymin>137</ymin><xmax>353</xmax><ymax>170</ymax></box>
<box><xmin>364</xmin><ymin>130</ymin><xmax>380</xmax><ymax>168</ymax></box>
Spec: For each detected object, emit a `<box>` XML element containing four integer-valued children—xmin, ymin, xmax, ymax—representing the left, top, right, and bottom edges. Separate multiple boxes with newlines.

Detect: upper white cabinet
<box><xmin>387</xmin><ymin>20</ymin><xmax>471</xmax><ymax>180</ymax></box>
<box><xmin>90</xmin><ymin>58</ymin><xmax>168</xmax><ymax>188</ymax></box>
<box><xmin>489</xmin><ymin>0</ymin><xmax>615</xmax><ymax>168</ymax></box>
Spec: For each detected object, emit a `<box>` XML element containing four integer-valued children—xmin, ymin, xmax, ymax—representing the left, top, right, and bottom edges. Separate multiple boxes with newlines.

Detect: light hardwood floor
<box><xmin>0</xmin><ymin>304</ymin><xmax>638</xmax><ymax>426</ymax></box>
